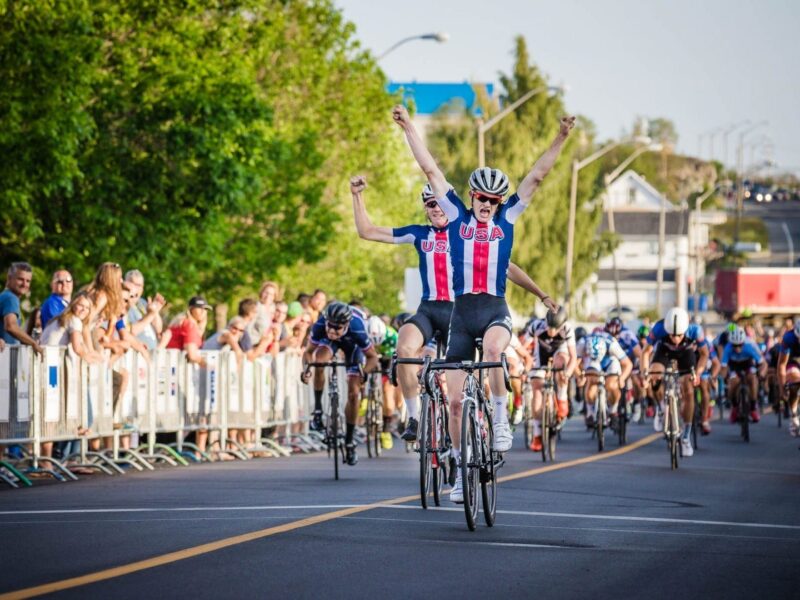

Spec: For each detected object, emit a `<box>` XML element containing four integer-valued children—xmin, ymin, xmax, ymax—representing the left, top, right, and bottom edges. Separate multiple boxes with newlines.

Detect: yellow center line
<box><xmin>2</xmin><ymin>432</ymin><xmax>661</xmax><ymax>599</ymax></box>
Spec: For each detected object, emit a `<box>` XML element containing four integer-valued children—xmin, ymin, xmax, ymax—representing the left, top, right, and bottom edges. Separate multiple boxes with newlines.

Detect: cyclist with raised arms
<box><xmin>523</xmin><ymin>307</ymin><xmax>578</xmax><ymax>452</ymax></box>
<box><xmin>777</xmin><ymin>319</ymin><xmax>800</xmax><ymax>436</ymax></box>
<box><xmin>392</xmin><ymin>104</ymin><xmax>574</xmax><ymax>502</ymax></box>
<box><xmin>351</xmin><ymin>175</ymin><xmax>557</xmax><ymax>443</ymax></box>
<box><xmin>721</xmin><ymin>326</ymin><xmax>767</xmax><ymax>424</ymax></box>
<box><xmin>301</xmin><ymin>301</ymin><xmax>379</xmax><ymax>466</ymax></box>
<box><xmin>641</xmin><ymin>307</ymin><xmax>708</xmax><ymax>458</ymax></box>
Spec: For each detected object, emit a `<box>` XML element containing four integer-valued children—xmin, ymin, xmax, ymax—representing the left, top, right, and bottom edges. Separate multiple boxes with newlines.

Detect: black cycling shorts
<box><xmin>406</xmin><ymin>300</ymin><xmax>453</xmax><ymax>349</ymax></box>
<box><xmin>446</xmin><ymin>293</ymin><xmax>512</xmax><ymax>362</ymax></box>
<box><xmin>652</xmin><ymin>342</ymin><xmax>696</xmax><ymax>373</ymax></box>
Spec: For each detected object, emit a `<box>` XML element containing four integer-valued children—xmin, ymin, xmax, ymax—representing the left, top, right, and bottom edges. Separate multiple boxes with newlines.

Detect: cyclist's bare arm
<box><xmin>351</xmin><ymin>175</ymin><xmax>396</xmax><ymax>243</ymax></box>
<box><xmin>506</xmin><ymin>262</ymin><xmax>558</xmax><ymax>312</ymax></box>
<box><xmin>363</xmin><ymin>345</ymin><xmax>380</xmax><ymax>375</ymax></box>
<box><xmin>392</xmin><ymin>105</ymin><xmax>449</xmax><ymax>200</ymax></box>
<box><xmin>516</xmin><ymin>116</ymin><xmax>575</xmax><ymax>204</ymax></box>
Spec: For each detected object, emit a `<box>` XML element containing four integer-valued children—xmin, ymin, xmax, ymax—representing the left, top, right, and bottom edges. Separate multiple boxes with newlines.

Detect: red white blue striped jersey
<box><xmin>438</xmin><ymin>189</ymin><xmax>528</xmax><ymax>297</ymax></box>
<box><xmin>391</xmin><ymin>224</ymin><xmax>454</xmax><ymax>302</ymax></box>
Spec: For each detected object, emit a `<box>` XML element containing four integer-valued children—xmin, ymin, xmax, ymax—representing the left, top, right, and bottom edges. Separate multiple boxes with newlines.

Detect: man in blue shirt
<box><xmin>39</xmin><ymin>269</ymin><xmax>73</xmax><ymax>328</ymax></box>
<box><xmin>720</xmin><ymin>326</ymin><xmax>766</xmax><ymax>424</ymax></box>
<box><xmin>0</xmin><ymin>262</ymin><xmax>42</xmax><ymax>354</ymax></box>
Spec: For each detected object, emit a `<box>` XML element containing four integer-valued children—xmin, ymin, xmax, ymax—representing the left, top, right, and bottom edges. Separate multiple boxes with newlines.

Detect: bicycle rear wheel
<box><xmin>481</xmin><ymin>409</ymin><xmax>497</xmax><ymax>527</ymax></box>
<box><xmin>667</xmin><ymin>394</ymin><xmax>679</xmax><ymax>470</ymax></box>
<box><xmin>365</xmin><ymin>395</ymin><xmax>376</xmax><ymax>458</ymax></box>
<box><xmin>418</xmin><ymin>394</ymin><xmax>432</xmax><ymax>509</ymax></box>
<box><xmin>461</xmin><ymin>400</ymin><xmax>479</xmax><ymax>531</ymax></box>
<box><xmin>618</xmin><ymin>401</ymin><xmax>628</xmax><ymax>446</ymax></box>
<box><xmin>432</xmin><ymin>397</ymin><xmax>447</xmax><ymax>507</ymax></box>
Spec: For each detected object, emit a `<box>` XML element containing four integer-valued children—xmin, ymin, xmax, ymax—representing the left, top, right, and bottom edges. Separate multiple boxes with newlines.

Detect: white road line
<box><xmin>342</xmin><ymin>515</ymin><xmax>800</xmax><ymax>542</ymax></box>
<box><xmin>5</xmin><ymin>503</ymin><xmax>799</xmax><ymax>532</ymax></box>
<box><xmin>377</xmin><ymin>504</ymin><xmax>800</xmax><ymax>531</ymax></box>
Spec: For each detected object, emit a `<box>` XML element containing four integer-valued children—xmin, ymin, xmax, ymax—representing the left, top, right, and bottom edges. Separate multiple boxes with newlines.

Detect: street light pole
<box><xmin>377</xmin><ymin>32</ymin><xmax>449</xmax><ymax>60</ymax></box>
<box><xmin>691</xmin><ymin>184</ymin><xmax>720</xmax><ymax>316</ymax></box>
<box><xmin>477</xmin><ymin>85</ymin><xmax>563</xmax><ymax>166</ymax></box>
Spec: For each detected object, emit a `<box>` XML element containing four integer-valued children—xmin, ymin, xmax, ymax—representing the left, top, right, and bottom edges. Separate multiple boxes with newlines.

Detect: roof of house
<box><xmin>600</xmin><ymin>211</ymin><xmax>689</xmax><ymax>236</ymax></box>
<box><xmin>597</xmin><ymin>269</ymin><xmax>677</xmax><ymax>282</ymax></box>
<box><xmin>388</xmin><ymin>82</ymin><xmax>494</xmax><ymax>116</ymax></box>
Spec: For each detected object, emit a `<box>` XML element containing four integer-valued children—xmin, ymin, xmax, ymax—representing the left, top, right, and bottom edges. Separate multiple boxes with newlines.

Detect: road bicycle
<box><xmin>306</xmin><ymin>361</ymin><xmax>353</xmax><ymax>480</ymax></box>
<box><xmin>421</xmin><ymin>340</ymin><xmax>510</xmax><ymax>531</ymax></box>
<box><xmin>584</xmin><ymin>369</ymin><xmax>608</xmax><ymax>452</ymax></box>
<box><xmin>539</xmin><ymin>360</ymin><xmax>564</xmax><ymax>462</ymax></box>
<box><xmin>391</xmin><ymin>333</ymin><xmax>452</xmax><ymax>509</ymax></box>
<box><xmin>363</xmin><ymin>369</ymin><xmax>383</xmax><ymax>458</ymax></box>
<box><xmin>732</xmin><ymin>370</ymin><xmax>752</xmax><ymax>443</ymax></box>
<box><xmin>661</xmin><ymin>362</ymin><xmax>694</xmax><ymax>470</ymax></box>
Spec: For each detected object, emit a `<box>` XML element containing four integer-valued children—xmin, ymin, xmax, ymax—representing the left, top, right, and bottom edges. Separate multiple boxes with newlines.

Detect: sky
<box><xmin>335</xmin><ymin>0</ymin><xmax>800</xmax><ymax>176</ymax></box>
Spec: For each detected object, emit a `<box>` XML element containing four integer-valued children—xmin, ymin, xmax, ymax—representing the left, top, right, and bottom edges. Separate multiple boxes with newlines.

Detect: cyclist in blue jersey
<box><xmin>351</xmin><ymin>174</ymin><xmax>557</xmax><ymax>443</ymax></box>
<box><xmin>604</xmin><ymin>317</ymin><xmax>640</xmax><ymax>427</ymax></box>
<box><xmin>720</xmin><ymin>326</ymin><xmax>766</xmax><ymax>424</ymax></box>
<box><xmin>641</xmin><ymin>307</ymin><xmax>708</xmax><ymax>458</ymax></box>
<box><xmin>777</xmin><ymin>319</ymin><xmax>800</xmax><ymax>436</ymax></box>
<box><xmin>577</xmin><ymin>329</ymin><xmax>632</xmax><ymax>430</ymax></box>
<box><xmin>393</xmin><ymin>104</ymin><xmax>574</xmax><ymax>501</ymax></box>
<box><xmin>301</xmin><ymin>301</ymin><xmax>379</xmax><ymax>466</ymax></box>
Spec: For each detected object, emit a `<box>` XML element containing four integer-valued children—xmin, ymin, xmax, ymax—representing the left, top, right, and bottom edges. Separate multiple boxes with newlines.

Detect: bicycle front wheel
<box><xmin>418</xmin><ymin>394</ymin><xmax>432</xmax><ymax>509</ymax></box>
<box><xmin>739</xmin><ymin>387</ymin><xmax>750</xmax><ymax>443</ymax></box>
<box><xmin>331</xmin><ymin>398</ymin><xmax>340</xmax><ymax>481</ymax></box>
<box><xmin>461</xmin><ymin>400</ymin><xmax>479</xmax><ymax>531</ymax></box>
<box><xmin>597</xmin><ymin>395</ymin><xmax>606</xmax><ymax>453</ymax></box>
<box><xmin>541</xmin><ymin>395</ymin><xmax>550</xmax><ymax>463</ymax></box>
<box><xmin>432</xmin><ymin>396</ymin><xmax>446</xmax><ymax>507</ymax></box>
<box><xmin>667</xmin><ymin>393</ymin><xmax>679</xmax><ymax>470</ymax></box>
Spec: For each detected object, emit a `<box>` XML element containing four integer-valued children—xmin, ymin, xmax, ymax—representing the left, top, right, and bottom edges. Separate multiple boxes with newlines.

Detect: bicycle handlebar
<box><xmin>420</xmin><ymin>354</ymin><xmax>512</xmax><ymax>395</ymax></box>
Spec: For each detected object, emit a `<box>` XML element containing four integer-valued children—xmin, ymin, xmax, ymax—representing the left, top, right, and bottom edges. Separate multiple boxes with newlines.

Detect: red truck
<box><xmin>715</xmin><ymin>267</ymin><xmax>800</xmax><ymax>317</ymax></box>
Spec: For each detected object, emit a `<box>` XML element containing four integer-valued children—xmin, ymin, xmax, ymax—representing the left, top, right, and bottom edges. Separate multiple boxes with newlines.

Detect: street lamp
<box><xmin>378</xmin><ymin>32</ymin><xmax>449</xmax><ymax>60</ymax></box>
<box><xmin>476</xmin><ymin>84</ymin><xmax>565</xmax><ymax>166</ymax></box>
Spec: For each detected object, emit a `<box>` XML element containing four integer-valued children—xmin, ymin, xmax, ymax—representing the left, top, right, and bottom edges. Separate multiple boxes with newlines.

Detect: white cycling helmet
<box><xmin>587</xmin><ymin>334</ymin><xmax>607</xmax><ymax>361</ymax></box>
<box><xmin>367</xmin><ymin>315</ymin><xmax>387</xmax><ymax>347</ymax></box>
<box><xmin>730</xmin><ymin>327</ymin><xmax>747</xmax><ymax>345</ymax></box>
<box><xmin>664</xmin><ymin>307</ymin><xmax>689</xmax><ymax>336</ymax></box>
<box><xmin>421</xmin><ymin>183</ymin><xmax>435</xmax><ymax>201</ymax></box>
<box><xmin>468</xmin><ymin>167</ymin><xmax>510</xmax><ymax>197</ymax></box>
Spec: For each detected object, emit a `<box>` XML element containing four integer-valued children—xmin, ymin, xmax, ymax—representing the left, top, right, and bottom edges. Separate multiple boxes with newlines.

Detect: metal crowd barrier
<box><xmin>0</xmin><ymin>344</ymin><xmax>347</xmax><ymax>487</ymax></box>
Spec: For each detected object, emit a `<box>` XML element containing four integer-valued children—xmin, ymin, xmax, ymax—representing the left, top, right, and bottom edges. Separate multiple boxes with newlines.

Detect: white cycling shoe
<box><xmin>493</xmin><ymin>420</ymin><xmax>513</xmax><ymax>452</ymax></box>
<box><xmin>450</xmin><ymin>472</ymin><xmax>464</xmax><ymax>504</ymax></box>
<box><xmin>653</xmin><ymin>410</ymin><xmax>663</xmax><ymax>433</ymax></box>
<box><xmin>681</xmin><ymin>437</ymin><xmax>694</xmax><ymax>457</ymax></box>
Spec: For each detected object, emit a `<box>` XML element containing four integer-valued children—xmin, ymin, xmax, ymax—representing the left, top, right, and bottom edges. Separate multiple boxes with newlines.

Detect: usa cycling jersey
<box><xmin>523</xmin><ymin>319</ymin><xmax>576</xmax><ymax>355</ymax></box>
<box><xmin>647</xmin><ymin>320</ymin><xmax>705</xmax><ymax>351</ymax></box>
<box><xmin>309</xmin><ymin>311</ymin><xmax>372</xmax><ymax>353</ymax></box>
<box><xmin>437</xmin><ymin>188</ymin><xmax>529</xmax><ymax>298</ymax></box>
<box><xmin>392</xmin><ymin>224</ymin><xmax>453</xmax><ymax>302</ymax></box>
<box><xmin>721</xmin><ymin>340</ymin><xmax>764</xmax><ymax>369</ymax></box>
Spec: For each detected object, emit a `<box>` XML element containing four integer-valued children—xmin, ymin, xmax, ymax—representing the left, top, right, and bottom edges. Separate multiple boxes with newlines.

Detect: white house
<box><xmin>581</xmin><ymin>170</ymin><xmax>695</xmax><ymax>317</ymax></box>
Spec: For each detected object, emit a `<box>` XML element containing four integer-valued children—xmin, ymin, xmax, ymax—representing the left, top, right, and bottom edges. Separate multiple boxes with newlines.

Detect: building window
<box><xmin>628</xmin><ymin>187</ymin><xmax>636</xmax><ymax>205</ymax></box>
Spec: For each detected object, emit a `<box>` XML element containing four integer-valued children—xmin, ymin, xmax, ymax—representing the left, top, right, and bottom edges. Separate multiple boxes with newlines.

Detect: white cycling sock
<box><xmin>406</xmin><ymin>396</ymin><xmax>419</xmax><ymax>421</ymax></box>
<box><xmin>452</xmin><ymin>447</ymin><xmax>461</xmax><ymax>463</ymax></box>
<box><xmin>587</xmin><ymin>402</ymin><xmax>597</xmax><ymax>417</ymax></box>
<box><xmin>557</xmin><ymin>385</ymin><xmax>567</xmax><ymax>401</ymax></box>
<box><xmin>532</xmin><ymin>419</ymin><xmax>542</xmax><ymax>437</ymax></box>
<box><xmin>492</xmin><ymin>394</ymin><xmax>508</xmax><ymax>422</ymax></box>
<box><xmin>682</xmin><ymin>424</ymin><xmax>692</xmax><ymax>439</ymax></box>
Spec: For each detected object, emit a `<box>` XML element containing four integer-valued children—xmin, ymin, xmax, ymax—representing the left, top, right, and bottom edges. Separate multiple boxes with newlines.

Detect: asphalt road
<box><xmin>2</xmin><ymin>412</ymin><xmax>799</xmax><ymax>600</ymax></box>
<box><xmin>743</xmin><ymin>200</ymin><xmax>800</xmax><ymax>267</ymax></box>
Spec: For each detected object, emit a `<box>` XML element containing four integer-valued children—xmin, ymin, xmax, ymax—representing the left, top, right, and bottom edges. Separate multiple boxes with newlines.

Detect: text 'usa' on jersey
<box><xmin>309</xmin><ymin>312</ymin><xmax>373</xmax><ymax>351</ymax></box>
<box><xmin>438</xmin><ymin>189</ymin><xmax>527</xmax><ymax>298</ymax></box>
<box><xmin>392</xmin><ymin>224</ymin><xmax>454</xmax><ymax>302</ymax></box>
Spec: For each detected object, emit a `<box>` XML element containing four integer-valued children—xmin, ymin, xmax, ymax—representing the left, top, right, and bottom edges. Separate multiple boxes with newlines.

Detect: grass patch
<box><xmin>711</xmin><ymin>217</ymin><xmax>769</xmax><ymax>250</ymax></box>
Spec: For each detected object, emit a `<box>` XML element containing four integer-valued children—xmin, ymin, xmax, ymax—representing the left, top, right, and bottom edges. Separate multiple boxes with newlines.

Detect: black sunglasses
<box><xmin>423</xmin><ymin>200</ymin><xmax>438</xmax><ymax>209</ymax></box>
<box><xmin>470</xmin><ymin>191</ymin><xmax>502</xmax><ymax>206</ymax></box>
<box><xmin>326</xmin><ymin>322</ymin><xmax>346</xmax><ymax>331</ymax></box>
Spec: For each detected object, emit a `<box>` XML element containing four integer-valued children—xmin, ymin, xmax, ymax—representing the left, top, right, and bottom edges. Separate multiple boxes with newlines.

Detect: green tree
<box><xmin>425</xmin><ymin>36</ymin><xmax>614</xmax><ymax>316</ymax></box>
<box><xmin>0</xmin><ymin>0</ymin><xmax>416</xmax><ymax>313</ymax></box>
